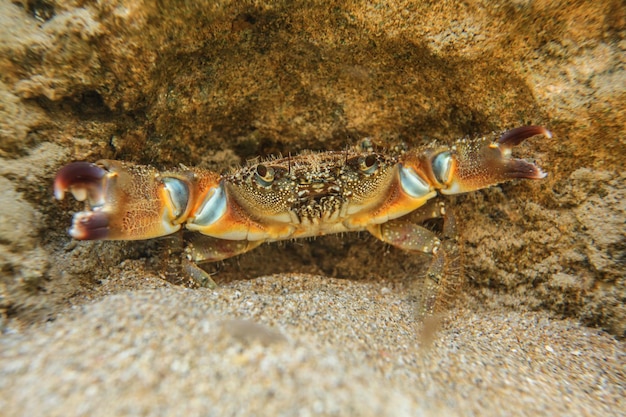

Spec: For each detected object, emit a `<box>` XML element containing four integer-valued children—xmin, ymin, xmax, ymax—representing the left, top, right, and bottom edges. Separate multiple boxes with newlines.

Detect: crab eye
<box><xmin>255</xmin><ymin>164</ymin><xmax>275</xmax><ymax>187</ymax></box>
<box><xmin>359</xmin><ymin>154</ymin><xmax>378</xmax><ymax>175</ymax></box>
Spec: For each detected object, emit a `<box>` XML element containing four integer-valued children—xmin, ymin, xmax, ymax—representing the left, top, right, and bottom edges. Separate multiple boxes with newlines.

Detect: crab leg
<box><xmin>367</xmin><ymin>200</ymin><xmax>450</xmax><ymax>253</ymax></box>
<box><xmin>368</xmin><ymin>199</ymin><xmax>461</xmax><ymax>316</ymax></box>
<box><xmin>184</xmin><ymin>233</ymin><xmax>264</xmax><ymax>263</ymax></box>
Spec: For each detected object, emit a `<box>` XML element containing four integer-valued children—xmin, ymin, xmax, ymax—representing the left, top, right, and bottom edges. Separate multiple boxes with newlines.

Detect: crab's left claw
<box><xmin>54</xmin><ymin>160</ymin><xmax>198</xmax><ymax>240</ymax></box>
<box><xmin>432</xmin><ymin>125</ymin><xmax>551</xmax><ymax>195</ymax></box>
<box><xmin>385</xmin><ymin>126</ymin><xmax>550</xmax><ymax>221</ymax></box>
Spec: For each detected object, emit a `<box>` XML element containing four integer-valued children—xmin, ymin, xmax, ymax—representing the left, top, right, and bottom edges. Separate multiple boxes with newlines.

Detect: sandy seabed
<box><xmin>1</xmin><ymin>273</ymin><xmax>624</xmax><ymax>416</ymax></box>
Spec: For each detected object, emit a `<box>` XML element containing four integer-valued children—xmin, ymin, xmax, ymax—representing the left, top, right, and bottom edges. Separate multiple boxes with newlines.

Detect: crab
<box><xmin>54</xmin><ymin>125</ymin><xmax>551</xmax><ymax>315</ymax></box>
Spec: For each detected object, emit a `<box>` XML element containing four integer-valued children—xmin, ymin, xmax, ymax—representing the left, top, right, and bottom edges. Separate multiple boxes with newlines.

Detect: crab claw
<box><xmin>54</xmin><ymin>160</ymin><xmax>197</xmax><ymax>240</ymax></box>
<box><xmin>54</xmin><ymin>162</ymin><xmax>107</xmax><ymax>203</ymax></box>
<box><xmin>433</xmin><ymin>125</ymin><xmax>551</xmax><ymax>195</ymax></box>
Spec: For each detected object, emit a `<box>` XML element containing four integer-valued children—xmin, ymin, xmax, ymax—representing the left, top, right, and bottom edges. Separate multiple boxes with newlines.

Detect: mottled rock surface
<box><xmin>0</xmin><ymin>0</ymin><xmax>624</xmax><ymax>415</ymax></box>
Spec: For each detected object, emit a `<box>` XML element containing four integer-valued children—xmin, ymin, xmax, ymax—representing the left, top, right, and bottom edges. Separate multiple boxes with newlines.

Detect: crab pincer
<box><xmin>53</xmin><ymin>160</ymin><xmax>214</xmax><ymax>241</ymax></box>
<box><xmin>54</xmin><ymin>162</ymin><xmax>110</xmax><ymax>239</ymax></box>
<box><xmin>437</xmin><ymin>125</ymin><xmax>551</xmax><ymax>194</ymax></box>
<box><xmin>54</xmin><ymin>162</ymin><xmax>107</xmax><ymax>203</ymax></box>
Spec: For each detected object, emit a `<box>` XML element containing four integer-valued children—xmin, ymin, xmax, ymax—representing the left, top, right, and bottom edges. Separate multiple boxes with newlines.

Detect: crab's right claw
<box><xmin>440</xmin><ymin>125</ymin><xmax>551</xmax><ymax>195</ymax></box>
<box><xmin>54</xmin><ymin>160</ymin><xmax>195</xmax><ymax>240</ymax></box>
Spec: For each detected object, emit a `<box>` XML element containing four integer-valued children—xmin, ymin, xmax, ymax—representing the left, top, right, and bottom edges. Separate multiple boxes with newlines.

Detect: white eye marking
<box><xmin>162</xmin><ymin>177</ymin><xmax>189</xmax><ymax>219</ymax></box>
<box><xmin>192</xmin><ymin>184</ymin><xmax>226</xmax><ymax>226</ymax></box>
<box><xmin>432</xmin><ymin>151</ymin><xmax>453</xmax><ymax>185</ymax></box>
<box><xmin>399</xmin><ymin>165</ymin><xmax>431</xmax><ymax>197</ymax></box>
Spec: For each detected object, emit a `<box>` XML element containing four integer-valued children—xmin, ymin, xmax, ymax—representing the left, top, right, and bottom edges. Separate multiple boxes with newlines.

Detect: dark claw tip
<box><xmin>498</xmin><ymin>126</ymin><xmax>552</xmax><ymax>148</ymax></box>
<box><xmin>54</xmin><ymin>162</ymin><xmax>106</xmax><ymax>200</ymax></box>
<box><xmin>504</xmin><ymin>159</ymin><xmax>548</xmax><ymax>180</ymax></box>
<box><xmin>69</xmin><ymin>211</ymin><xmax>110</xmax><ymax>240</ymax></box>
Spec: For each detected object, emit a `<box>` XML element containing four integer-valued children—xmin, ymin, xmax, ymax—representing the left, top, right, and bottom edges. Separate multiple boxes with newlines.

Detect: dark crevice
<box><xmin>22</xmin><ymin>0</ymin><xmax>56</xmax><ymax>22</ymax></box>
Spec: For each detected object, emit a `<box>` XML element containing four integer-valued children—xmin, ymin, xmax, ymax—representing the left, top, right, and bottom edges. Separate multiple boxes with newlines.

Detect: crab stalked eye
<box><xmin>431</xmin><ymin>151</ymin><xmax>454</xmax><ymax>185</ymax></box>
<box><xmin>399</xmin><ymin>165</ymin><xmax>431</xmax><ymax>197</ymax></box>
<box><xmin>358</xmin><ymin>154</ymin><xmax>378</xmax><ymax>175</ymax></box>
<box><xmin>255</xmin><ymin>164</ymin><xmax>275</xmax><ymax>187</ymax></box>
